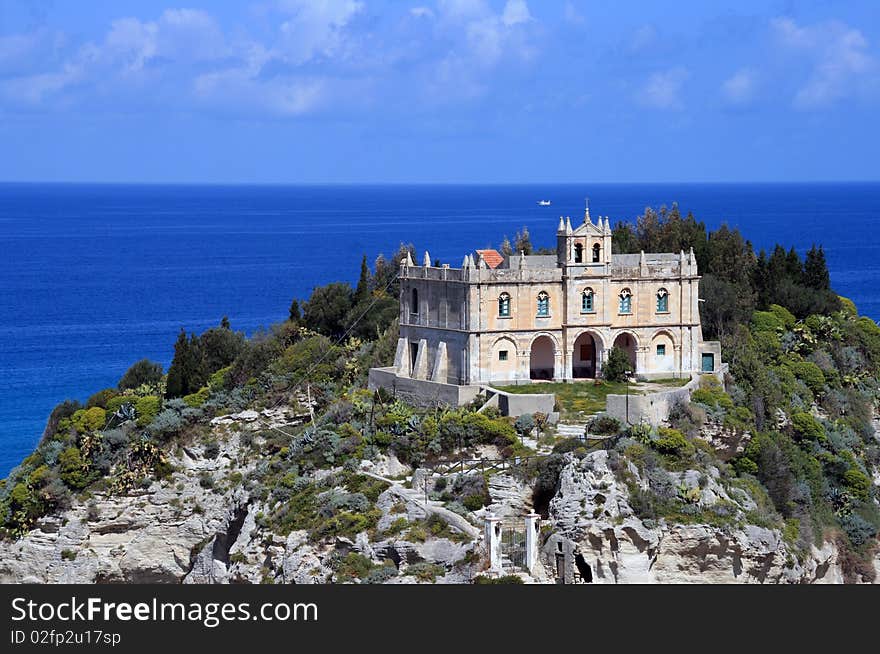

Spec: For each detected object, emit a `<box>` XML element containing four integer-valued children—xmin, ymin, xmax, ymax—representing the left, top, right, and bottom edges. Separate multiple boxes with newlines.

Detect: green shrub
<box><xmin>791</xmin><ymin>412</ymin><xmax>825</xmax><ymax>443</ymax></box>
<box><xmin>403</xmin><ymin>562</ymin><xmax>445</xmax><ymax>583</ymax></box>
<box><xmin>751</xmin><ymin>310</ymin><xmax>784</xmax><ymax>333</ymax></box>
<box><xmin>843</xmin><ymin>468</ymin><xmax>871</xmax><ymax>501</ymax></box>
<box><xmin>788</xmin><ymin>361</ymin><xmax>825</xmax><ymax>397</ymax></box>
<box><xmin>690</xmin><ymin>379</ymin><xmax>734</xmax><ymax>411</ymax></box>
<box><xmin>135</xmin><ymin>396</ymin><xmax>162</xmax><ymax>427</ymax></box>
<box><xmin>183</xmin><ymin>387</ymin><xmax>210</xmax><ymax>408</ymax></box>
<box><xmin>602</xmin><ymin>347</ymin><xmax>632</xmax><ymax>382</ymax></box>
<box><xmin>769</xmin><ymin>304</ymin><xmax>797</xmax><ymax>329</ymax></box>
<box><xmin>652</xmin><ymin>428</ymin><xmax>692</xmax><ymax>456</ymax></box>
<box><xmin>71</xmin><ymin>407</ymin><xmax>106</xmax><ymax>433</ymax></box>
<box><xmin>60</xmin><ymin>549</ymin><xmax>77</xmax><ymax>561</ymax></box>
<box><xmin>58</xmin><ymin>447</ymin><xmax>89</xmax><ymax>489</ymax></box>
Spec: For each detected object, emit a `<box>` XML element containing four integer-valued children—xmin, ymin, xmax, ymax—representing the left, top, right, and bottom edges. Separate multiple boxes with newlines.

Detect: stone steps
<box><xmin>555</xmin><ymin>423</ymin><xmax>587</xmax><ymax>439</ymax></box>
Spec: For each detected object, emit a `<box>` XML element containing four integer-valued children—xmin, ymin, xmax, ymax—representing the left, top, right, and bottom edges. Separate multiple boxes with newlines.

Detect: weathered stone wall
<box><xmin>368</xmin><ymin>367</ymin><xmax>480</xmax><ymax>409</ymax></box>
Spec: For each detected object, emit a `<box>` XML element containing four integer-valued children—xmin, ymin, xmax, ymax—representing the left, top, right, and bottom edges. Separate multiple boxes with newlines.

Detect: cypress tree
<box><xmin>289</xmin><ymin>299</ymin><xmax>301</xmax><ymax>323</ymax></box>
<box><xmin>354</xmin><ymin>255</ymin><xmax>370</xmax><ymax>305</ymax></box>
<box><xmin>804</xmin><ymin>245</ymin><xmax>831</xmax><ymax>290</ymax></box>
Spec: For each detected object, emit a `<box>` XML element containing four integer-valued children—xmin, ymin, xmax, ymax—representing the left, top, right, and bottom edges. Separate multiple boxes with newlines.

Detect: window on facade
<box><xmin>592</xmin><ymin>243</ymin><xmax>601</xmax><ymax>263</ymax></box>
<box><xmin>499</xmin><ymin>350</ymin><xmax>508</xmax><ymax>361</ymax></box>
<box><xmin>657</xmin><ymin>344</ymin><xmax>666</xmax><ymax>356</ymax></box>
<box><xmin>618</xmin><ymin>288</ymin><xmax>632</xmax><ymax>314</ymax></box>
<box><xmin>537</xmin><ymin>291</ymin><xmax>550</xmax><ymax>317</ymax></box>
<box><xmin>574</xmin><ymin>243</ymin><xmax>583</xmax><ymax>263</ymax></box>
<box><xmin>581</xmin><ymin>288</ymin><xmax>594</xmax><ymax>312</ymax></box>
<box><xmin>656</xmin><ymin>288</ymin><xmax>669</xmax><ymax>313</ymax></box>
<box><xmin>498</xmin><ymin>293</ymin><xmax>511</xmax><ymax>317</ymax></box>
<box><xmin>411</xmin><ymin>288</ymin><xmax>419</xmax><ymax>314</ymax></box>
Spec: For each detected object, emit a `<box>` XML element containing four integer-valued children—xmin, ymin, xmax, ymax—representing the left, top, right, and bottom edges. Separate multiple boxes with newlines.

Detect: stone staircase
<box><xmin>555</xmin><ymin>423</ymin><xmax>588</xmax><ymax>439</ymax></box>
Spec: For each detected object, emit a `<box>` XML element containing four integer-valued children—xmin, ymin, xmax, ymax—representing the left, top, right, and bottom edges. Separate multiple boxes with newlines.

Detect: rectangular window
<box><xmin>499</xmin><ymin>350</ymin><xmax>508</xmax><ymax>361</ymax></box>
<box><xmin>582</xmin><ymin>292</ymin><xmax>594</xmax><ymax>312</ymax></box>
<box><xmin>702</xmin><ymin>353</ymin><xmax>715</xmax><ymax>372</ymax></box>
<box><xmin>656</xmin><ymin>344</ymin><xmax>666</xmax><ymax>356</ymax></box>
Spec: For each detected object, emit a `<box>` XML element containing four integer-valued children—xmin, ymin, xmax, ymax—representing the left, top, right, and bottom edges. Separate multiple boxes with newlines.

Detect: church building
<box><xmin>372</xmin><ymin>205</ymin><xmax>722</xmax><ymax>395</ymax></box>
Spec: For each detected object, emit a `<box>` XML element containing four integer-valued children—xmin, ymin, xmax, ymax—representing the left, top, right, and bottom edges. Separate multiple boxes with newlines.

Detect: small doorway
<box><xmin>409</xmin><ymin>342</ymin><xmax>419</xmax><ymax>375</ymax></box>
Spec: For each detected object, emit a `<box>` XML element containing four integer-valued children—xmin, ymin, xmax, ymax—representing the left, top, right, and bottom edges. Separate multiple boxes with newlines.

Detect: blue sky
<box><xmin>1</xmin><ymin>0</ymin><xmax>878</xmax><ymax>183</ymax></box>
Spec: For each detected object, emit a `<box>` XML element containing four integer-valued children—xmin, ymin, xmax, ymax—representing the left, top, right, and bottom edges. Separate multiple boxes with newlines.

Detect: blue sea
<box><xmin>1</xmin><ymin>182</ymin><xmax>879</xmax><ymax>477</ymax></box>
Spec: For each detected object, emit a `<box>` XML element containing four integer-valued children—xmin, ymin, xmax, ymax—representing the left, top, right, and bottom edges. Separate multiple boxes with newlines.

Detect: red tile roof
<box><xmin>475</xmin><ymin>249</ymin><xmax>504</xmax><ymax>269</ymax></box>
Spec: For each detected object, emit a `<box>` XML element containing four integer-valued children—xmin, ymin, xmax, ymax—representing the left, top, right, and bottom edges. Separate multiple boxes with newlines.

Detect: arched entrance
<box><xmin>572</xmin><ymin>332</ymin><xmax>600</xmax><ymax>378</ymax></box>
<box><xmin>612</xmin><ymin>332</ymin><xmax>637</xmax><ymax>373</ymax></box>
<box><xmin>529</xmin><ymin>336</ymin><xmax>555</xmax><ymax>380</ymax></box>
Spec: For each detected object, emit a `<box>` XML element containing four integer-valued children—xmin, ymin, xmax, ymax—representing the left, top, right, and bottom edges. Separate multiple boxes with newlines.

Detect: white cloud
<box><xmin>501</xmin><ymin>0</ymin><xmax>532</xmax><ymax>28</ymax></box>
<box><xmin>638</xmin><ymin>67</ymin><xmax>689</xmax><ymax>110</ymax></box>
<box><xmin>276</xmin><ymin>0</ymin><xmax>364</xmax><ymax>65</ymax></box>
<box><xmin>771</xmin><ymin>16</ymin><xmax>875</xmax><ymax>108</ymax></box>
<box><xmin>721</xmin><ymin>68</ymin><xmax>756</xmax><ymax>106</ymax></box>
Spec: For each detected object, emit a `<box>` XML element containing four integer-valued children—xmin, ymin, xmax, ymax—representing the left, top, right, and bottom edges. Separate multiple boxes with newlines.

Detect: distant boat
<box><xmin>537</xmin><ymin>200</ymin><xmax>551</xmax><ymax>206</ymax></box>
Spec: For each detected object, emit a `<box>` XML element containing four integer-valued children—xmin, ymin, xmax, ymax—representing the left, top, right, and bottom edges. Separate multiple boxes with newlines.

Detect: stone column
<box><xmin>485</xmin><ymin>514</ymin><xmax>503</xmax><ymax>573</ymax></box>
<box><xmin>524</xmin><ymin>513</ymin><xmax>540</xmax><ymax>574</ymax></box>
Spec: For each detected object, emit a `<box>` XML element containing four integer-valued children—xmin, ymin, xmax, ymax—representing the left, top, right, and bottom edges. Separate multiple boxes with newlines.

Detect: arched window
<box><xmin>537</xmin><ymin>291</ymin><xmax>550</xmax><ymax>317</ymax></box>
<box><xmin>656</xmin><ymin>288</ymin><xmax>669</xmax><ymax>313</ymax></box>
<box><xmin>581</xmin><ymin>288</ymin><xmax>595</xmax><ymax>313</ymax></box>
<box><xmin>411</xmin><ymin>287</ymin><xmax>419</xmax><ymax>315</ymax></box>
<box><xmin>498</xmin><ymin>292</ymin><xmax>511</xmax><ymax>317</ymax></box>
<box><xmin>618</xmin><ymin>288</ymin><xmax>632</xmax><ymax>314</ymax></box>
<box><xmin>574</xmin><ymin>243</ymin><xmax>583</xmax><ymax>263</ymax></box>
<box><xmin>592</xmin><ymin>243</ymin><xmax>601</xmax><ymax>263</ymax></box>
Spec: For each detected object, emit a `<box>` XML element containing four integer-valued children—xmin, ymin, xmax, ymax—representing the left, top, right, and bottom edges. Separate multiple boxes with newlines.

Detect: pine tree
<box><xmin>500</xmin><ymin>236</ymin><xmax>513</xmax><ymax>256</ymax></box>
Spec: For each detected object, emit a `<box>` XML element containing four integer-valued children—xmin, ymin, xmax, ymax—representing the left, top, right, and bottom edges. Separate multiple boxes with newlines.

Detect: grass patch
<box><xmin>494</xmin><ymin>381</ymin><xmax>632</xmax><ymax>421</ymax></box>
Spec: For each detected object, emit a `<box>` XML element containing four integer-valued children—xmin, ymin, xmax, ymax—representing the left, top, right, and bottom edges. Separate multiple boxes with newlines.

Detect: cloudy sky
<box><xmin>1</xmin><ymin>0</ymin><xmax>878</xmax><ymax>183</ymax></box>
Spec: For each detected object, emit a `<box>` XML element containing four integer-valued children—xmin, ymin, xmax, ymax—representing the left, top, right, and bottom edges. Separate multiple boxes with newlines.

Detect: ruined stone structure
<box><xmin>369</xmin><ymin>205</ymin><xmax>722</xmax><ymax>400</ymax></box>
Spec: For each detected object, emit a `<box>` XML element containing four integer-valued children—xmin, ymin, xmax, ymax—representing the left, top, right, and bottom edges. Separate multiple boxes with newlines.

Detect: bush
<box><xmin>403</xmin><ymin>562</ymin><xmax>445</xmax><ymax>583</ymax></box>
<box><xmin>58</xmin><ymin>447</ymin><xmax>89</xmax><ymax>489</ymax></box>
<box><xmin>71</xmin><ymin>407</ymin><xmax>106</xmax><ymax>433</ymax></box>
<box><xmin>843</xmin><ymin>468</ymin><xmax>872</xmax><ymax>501</ymax></box>
<box><xmin>839</xmin><ymin>513</ymin><xmax>877</xmax><ymax>548</ymax></box>
<box><xmin>119</xmin><ymin>359</ymin><xmax>164</xmax><ymax>390</ymax></box>
<box><xmin>602</xmin><ymin>347</ymin><xmax>632</xmax><ymax>382</ymax></box>
<box><xmin>788</xmin><ymin>361</ymin><xmax>825</xmax><ymax>397</ymax></box>
<box><xmin>791</xmin><ymin>412</ymin><xmax>824</xmax><ymax>443</ymax></box>
<box><xmin>751</xmin><ymin>311</ymin><xmax>785</xmax><ymax>333</ymax></box>
<box><xmin>135</xmin><ymin>396</ymin><xmax>162</xmax><ymax>427</ymax></box>
<box><xmin>652</xmin><ymin>428</ymin><xmax>693</xmax><ymax>456</ymax></box>
<box><xmin>587</xmin><ymin>415</ymin><xmax>621</xmax><ymax>436</ymax></box>
<box><xmin>769</xmin><ymin>304</ymin><xmax>797</xmax><ymax>329</ymax></box>
<box><xmin>513</xmin><ymin>414</ymin><xmax>535</xmax><ymax>437</ymax></box>
<box><xmin>86</xmin><ymin>388</ymin><xmax>118</xmax><ymax>409</ymax></box>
